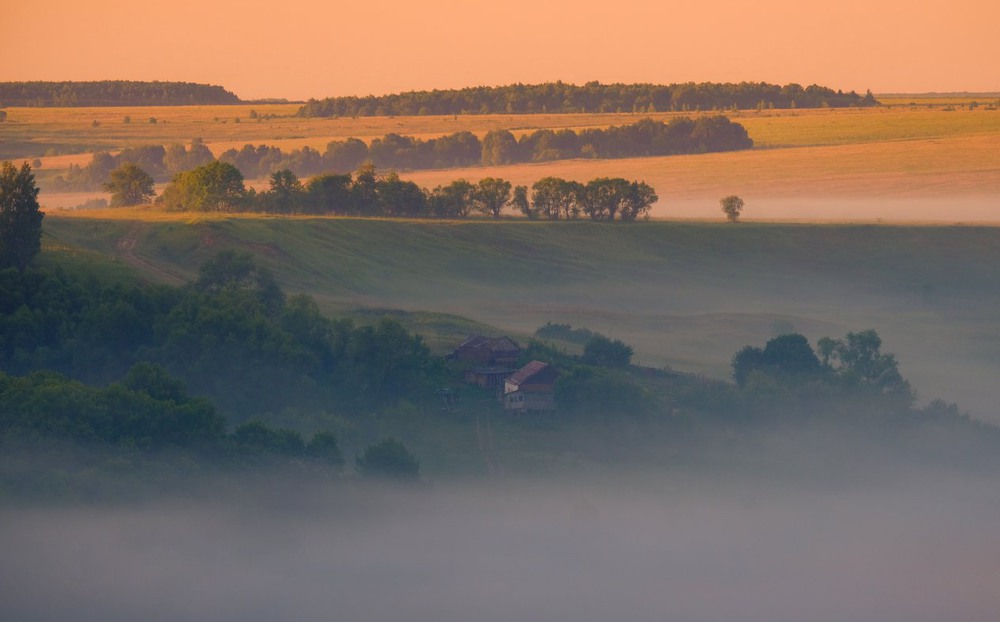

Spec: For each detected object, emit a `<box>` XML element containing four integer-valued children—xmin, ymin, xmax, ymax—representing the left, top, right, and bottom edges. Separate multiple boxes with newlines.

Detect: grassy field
<box><xmin>41</xmin><ymin>214</ymin><xmax>1000</xmax><ymax>424</ymax></box>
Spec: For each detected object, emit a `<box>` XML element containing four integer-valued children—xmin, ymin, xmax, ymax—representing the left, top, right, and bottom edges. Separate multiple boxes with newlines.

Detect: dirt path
<box><xmin>115</xmin><ymin>222</ymin><xmax>186</xmax><ymax>285</ymax></box>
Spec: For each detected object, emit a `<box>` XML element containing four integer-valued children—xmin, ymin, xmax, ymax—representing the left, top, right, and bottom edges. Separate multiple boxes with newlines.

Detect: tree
<box><xmin>531</xmin><ymin>177</ymin><xmax>581</xmax><ymax>220</ymax></box>
<box><xmin>0</xmin><ymin>161</ymin><xmax>44</xmax><ymax>271</ymax></box>
<box><xmin>351</xmin><ymin>162</ymin><xmax>380</xmax><ymax>215</ymax></box>
<box><xmin>620</xmin><ymin>181</ymin><xmax>658</xmax><ymax>222</ymax></box>
<box><xmin>158</xmin><ymin>160</ymin><xmax>247</xmax><ymax>212</ymax></box>
<box><xmin>582</xmin><ymin>334</ymin><xmax>633</xmax><ymax>368</ymax></box>
<box><xmin>377</xmin><ymin>172</ymin><xmax>427</xmax><ymax>217</ymax></box>
<box><xmin>262</xmin><ymin>169</ymin><xmax>303</xmax><ymax>213</ymax></box>
<box><xmin>428</xmin><ymin>179</ymin><xmax>475</xmax><ymax>218</ymax></box>
<box><xmin>732</xmin><ymin>333</ymin><xmax>822</xmax><ymax>387</ymax></box>
<box><xmin>823</xmin><ymin>329</ymin><xmax>911</xmax><ymax>399</ymax></box>
<box><xmin>355</xmin><ymin>438</ymin><xmax>420</xmax><ymax>480</ymax></box>
<box><xmin>304</xmin><ymin>172</ymin><xmax>352</xmax><ymax>214</ymax></box>
<box><xmin>512</xmin><ymin>185</ymin><xmax>534</xmax><ymax>218</ymax></box>
<box><xmin>720</xmin><ymin>195</ymin><xmax>744</xmax><ymax>222</ymax></box>
<box><xmin>195</xmin><ymin>249</ymin><xmax>285</xmax><ymax>312</ymax></box>
<box><xmin>103</xmin><ymin>162</ymin><xmax>155</xmax><ymax>206</ymax></box>
<box><xmin>472</xmin><ymin>177</ymin><xmax>512</xmax><ymax>218</ymax></box>
<box><xmin>481</xmin><ymin>129</ymin><xmax>519</xmax><ymax>165</ymax></box>
<box><xmin>306</xmin><ymin>431</ymin><xmax>345</xmax><ymax>468</ymax></box>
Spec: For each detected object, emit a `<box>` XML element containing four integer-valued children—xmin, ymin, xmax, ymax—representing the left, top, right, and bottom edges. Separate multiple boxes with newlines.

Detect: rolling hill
<box><xmin>42</xmin><ymin>215</ymin><xmax>1000</xmax><ymax>423</ymax></box>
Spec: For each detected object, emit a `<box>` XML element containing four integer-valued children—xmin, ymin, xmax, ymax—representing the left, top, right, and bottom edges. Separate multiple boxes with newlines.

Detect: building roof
<box><xmin>455</xmin><ymin>335</ymin><xmax>520</xmax><ymax>353</ymax></box>
<box><xmin>506</xmin><ymin>361</ymin><xmax>560</xmax><ymax>387</ymax></box>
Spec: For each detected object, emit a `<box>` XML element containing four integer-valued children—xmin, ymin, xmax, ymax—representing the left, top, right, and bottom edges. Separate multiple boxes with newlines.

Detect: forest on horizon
<box><xmin>0</xmin><ymin>79</ymin><xmax>877</xmax><ymax>111</ymax></box>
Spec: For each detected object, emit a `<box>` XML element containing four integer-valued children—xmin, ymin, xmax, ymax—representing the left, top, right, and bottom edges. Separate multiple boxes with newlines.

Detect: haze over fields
<box><xmin>4</xmin><ymin>3</ymin><xmax>1000</xmax><ymax>622</ymax></box>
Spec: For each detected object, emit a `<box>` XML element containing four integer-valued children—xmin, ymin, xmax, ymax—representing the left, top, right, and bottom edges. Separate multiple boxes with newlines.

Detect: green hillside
<box><xmin>42</xmin><ymin>216</ymin><xmax>1000</xmax><ymax>422</ymax></box>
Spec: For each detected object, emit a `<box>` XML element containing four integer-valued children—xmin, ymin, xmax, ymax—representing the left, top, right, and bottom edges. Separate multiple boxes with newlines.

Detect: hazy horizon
<box><xmin>4</xmin><ymin>0</ymin><xmax>997</xmax><ymax>101</ymax></box>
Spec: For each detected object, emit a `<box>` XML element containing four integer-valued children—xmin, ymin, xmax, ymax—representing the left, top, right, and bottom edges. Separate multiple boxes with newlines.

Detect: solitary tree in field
<box><xmin>0</xmin><ymin>161</ymin><xmax>44</xmax><ymax>271</ymax></box>
<box><xmin>103</xmin><ymin>162</ymin><xmax>155</xmax><ymax>206</ymax></box>
<box><xmin>720</xmin><ymin>195</ymin><xmax>744</xmax><ymax>222</ymax></box>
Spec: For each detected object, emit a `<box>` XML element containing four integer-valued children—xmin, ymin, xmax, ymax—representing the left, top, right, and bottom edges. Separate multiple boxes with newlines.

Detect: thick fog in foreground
<box><xmin>3</xmin><ymin>473</ymin><xmax>999</xmax><ymax>622</ymax></box>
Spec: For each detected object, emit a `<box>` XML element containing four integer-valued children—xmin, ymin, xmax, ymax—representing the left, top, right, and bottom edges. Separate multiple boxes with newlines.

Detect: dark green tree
<box><xmin>472</xmin><ymin>177</ymin><xmax>512</xmax><ymax>218</ymax></box>
<box><xmin>103</xmin><ymin>162</ymin><xmax>156</xmax><ymax>206</ymax></box>
<box><xmin>428</xmin><ymin>179</ymin><xmax>475</xmax><ymax>218</ymax></box>
<box><xmin>0</xmin><ymin>161</ymin><xmax>44</xmax><ymax>271</ymax></box>
<box><xmin>512</xmin><ymin>185</ymin><xmax>534</xmax><ymax>218</ymax></box>
<box><xmin>823</xmin><ymin>329</ymin><xmax>911</xmax><ymax>399</ymax></box>
<box><xmin>377</xmin><ymin>172</ymin><xmax>428</xmax><ymax>217</ymax></box>
<box><xmin>262</xmin><ymin>169</ymin><xmax>304</xmax><ymax>213</ymax></box>
<box><xmin>306</xmin><ymin>431</ymin><xmax>345</xmax><ymax>468</ymax></box>
<box><xmin>355</xmin><ymin>438</ymin><xmax>420</xmax><ymax>480</ymax></box>
<box><xmin>158</xmin><ymin>160</ymin><xmax>247</xmax><ymax>212</ymax></box>
<box><xmin>582</xmin><ymin>334</ymin><xmax>633</xmax><ymax>368</ymax></box>
<box><xmin>531</xmin><ymin>177</ymin><xmax>582</xmax><ymax>220</ymax></box>
<box><xmin>195</xmin><ymin>249</ymin><xmax>284</xmax><ymax>312</ymax></box>
<box><xmin>619</xmin><ymin>181</ymin><xmax>658</xmax><ymax>222</ymax></box>
<box><xmin>351</xmin><ymin>162</ymin><xmax>380</xmax><ymax>215</ymax></box>
<box><xmin>732</xmin><ymin>333</ymin><xmax>821</xmax><ymax>387</ymax></box>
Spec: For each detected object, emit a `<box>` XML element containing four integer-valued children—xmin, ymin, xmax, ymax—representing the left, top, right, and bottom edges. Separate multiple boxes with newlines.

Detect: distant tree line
<box><xmin>51</xmin><ymin>116</ymin><xmax>748</xmax><ymax>194</ymax></box>
<box><xmin>298</xmin><ymin>81</ymin><xmax>878</xmax><ymax>117</ymax></box>
<box><xmin>0</xmin><ymin>81</ymin><xmax>241</xmax><ymax>107</ymax></box>
<box><xmin>153</xmin><ymin>161</ymin><xmax>658</xmax><ymax>221</ymax></box>
<box><xmin>51</xmin><ymin>139</ymin><xmax>215</xmax><ymax>191</ymax></box>
<box><xmin>219</xmin><ymin>116</ymin><xmax>751</xmax><ymax>179</ymax></box>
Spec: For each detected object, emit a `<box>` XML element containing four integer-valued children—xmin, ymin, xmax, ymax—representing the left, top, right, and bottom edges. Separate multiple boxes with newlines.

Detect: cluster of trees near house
<box><xmin>0</xmin><ymin>81</ymin><xmax>241</xmax><ymax>107</ymax></box>
<box><xmin>298</xmin><ymin>81</ymin><xmax>878</xmax><ymax>117</ymax></box>
<box><xmin>50</xmin><ymin>116</ymin><xmax>751</xmax><ymax>192</ymax></box>
<box><xmin>149</xmin><ymin>161</ymin><xmax>658</xmax><ymax>221</ymax></box>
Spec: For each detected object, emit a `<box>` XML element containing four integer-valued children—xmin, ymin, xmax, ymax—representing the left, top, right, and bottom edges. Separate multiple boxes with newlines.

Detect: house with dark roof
<box><xmin>503</xmin><ymin>360</ymin><xmax>560</xmax><ymax>413</ymax></box>
<box><xmin>449</xmin><ymin>335</ymin><xmax>521</xmax><ymax>366</ymax></box>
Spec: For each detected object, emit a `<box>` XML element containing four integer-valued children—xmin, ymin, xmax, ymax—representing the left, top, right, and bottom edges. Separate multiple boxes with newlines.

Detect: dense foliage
<box><xmin>298</xmin><ymin>81</ymin><xmax>877</xmax><ymax>117</ymax></box>
<box><xmin>219</xmin><ymin>116</ymin><xmax>752</xmax><ymax>179</ymax></box>
<box><xmin>155</xmin><ymin>163</ymin><xmax>657</xmax><ymax>221</ymax></box>
<box><xmin>52</xmin><ymin>139</ymin><xmax>215</xmax><ymax>191</ymax></box>
<box><xmin>102</xmin><ymin>163</ymin><xmax>156</xmax><ymax>206</ymax></box>
<box><xmin>0</xmin><ymin>161</ymin><xmax>44</xmax><ymax>271</ymax></box>
<box><xmin>49</xmin><ymin>116</ymin><xmax>748</xmax><ymax>197</ymax></box>
<box><xmin>0</xmin><ymin>254</ymin><xmax>444</xmax><ymax>420</ymax></box>
<box><xmin>0</xmin><ymin>81</ymin><xmax>240</xmax><ymax>107</ymax></box>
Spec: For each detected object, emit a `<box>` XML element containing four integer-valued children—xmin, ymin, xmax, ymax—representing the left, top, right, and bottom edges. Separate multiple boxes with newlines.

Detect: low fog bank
<box><xmin>652</xmin><ymin>197</ymin><xmax>1000</xmax><ymax>223</ymax></box>
<box><xmin>3</xmin><ymin>473</ymin><xmax>999</xmax><ymax>622</ymax></box>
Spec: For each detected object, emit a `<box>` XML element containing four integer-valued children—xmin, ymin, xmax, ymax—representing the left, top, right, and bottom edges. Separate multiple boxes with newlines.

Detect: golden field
<box><xmin>3</xmin><ymin>98</ymin><xmax>998</xmax><ymax>220</ymax></box>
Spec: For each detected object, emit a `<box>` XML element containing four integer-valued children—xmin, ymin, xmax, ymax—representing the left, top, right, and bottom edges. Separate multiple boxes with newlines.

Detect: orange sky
<box><xmin>3</xmin><ymin>0</ymin><xmax>998</xmax><ymax>100</ymax></box>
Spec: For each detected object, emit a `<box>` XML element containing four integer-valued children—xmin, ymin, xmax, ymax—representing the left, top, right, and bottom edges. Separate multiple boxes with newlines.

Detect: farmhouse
<box><xmin>448</xmin><ymin>335</ymin><xmax>520</xmax><ymax>366</ymax></box>
<box><xmin>503</xmin><ymin>360</ymin><xmax>560</xmax><ymax>413</ymax></box>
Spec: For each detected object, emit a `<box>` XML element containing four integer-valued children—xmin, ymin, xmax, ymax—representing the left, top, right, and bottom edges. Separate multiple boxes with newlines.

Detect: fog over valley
<box><xmin>3</xmin><ymin>472</ymin><xmax>999</xmax><ymax>622</ymax></box>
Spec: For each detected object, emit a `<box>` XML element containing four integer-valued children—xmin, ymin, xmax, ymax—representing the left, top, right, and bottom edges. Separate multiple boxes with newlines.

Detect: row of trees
<box><xmin>130</xmin><ymin>161</ymin><xmax>659</xmax><ymax>221</ymax></box>
<box><xmin>220</xmin><ymin>116</ymin><xmax>752</xmax><ymax>179</ymax></box>
<box><xmin>51</xmin><ymin>139</ymin><xmax>215</xmax><ymax>191</ymax></box>
<box><xmin>0</xmin><ymin>81</ymin><xmax>241</xmax><ymax>107</ymax></box>
<box><xmin>54</xmin><ymin>116</ymin><xmax>751</xmax><ymax>193</ymax></box>
<box><xmin>298</xmin><ymin>81</ymin><xmax>878</xmax><ymax>117</ymax></box>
